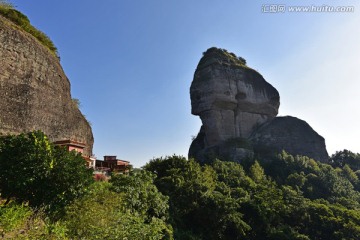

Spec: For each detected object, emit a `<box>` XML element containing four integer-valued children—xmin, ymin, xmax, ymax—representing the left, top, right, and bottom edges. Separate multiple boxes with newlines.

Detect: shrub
<box><xmin>64</xmin><ymin>181</ymin><xmax>173</xmax><ymax>239</ymax></box>
<box><xmin>0</xmin><ymin>131</ymin><xmax>93</xmax><ymax>214</ymax></box>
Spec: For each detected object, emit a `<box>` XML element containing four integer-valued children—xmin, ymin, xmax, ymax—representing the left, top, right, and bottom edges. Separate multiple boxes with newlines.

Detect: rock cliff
<box><xmin>189</xmin><ymin>47</ymin><xmax>328</xmax><ymax>163</ymax></box>
<box><xmin>190</xmin><ymin>47</ymin><xmax>280</xmax><ymax>146</ymax></box>
<box><xmin>250</xmin><ymin>116</ymin><xmax>328</xmax><ymax>162</ymax></box>
<box><xmin>0</xmin><ymin>15</ymin><xmax>93</xmax><ymax>155</ymax></box>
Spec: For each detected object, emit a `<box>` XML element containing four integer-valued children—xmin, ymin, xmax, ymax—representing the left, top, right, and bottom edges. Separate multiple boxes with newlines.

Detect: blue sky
<box><xmin>10</xmin><ymin>0</ymin><xmax>360</xmax><ymax>167</ymax></box>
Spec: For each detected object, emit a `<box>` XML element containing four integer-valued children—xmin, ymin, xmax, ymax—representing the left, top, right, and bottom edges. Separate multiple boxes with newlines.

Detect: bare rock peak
<box><xmin>190</xmin><ymin>47</ymin><xmax>280</xmax><ymax>144</ymax></box>
<box><xmin>189</xmin><ymin>47</ymin><xmax>328</xmax><ymax>163</ymax></box>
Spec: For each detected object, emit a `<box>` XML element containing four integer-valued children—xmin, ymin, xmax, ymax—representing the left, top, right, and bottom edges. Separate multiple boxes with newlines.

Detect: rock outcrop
<box><xmin>250</xmin><ymin>116</ymin><xmax>328</xmax><ymax>162</ymax></box>
<box><xmin>0</xmin><ymin>15</ymin><xmax>93</xmax><ymax>155</ymax></box>
<box><xmin>190</xmin><ymin>47</ymin><xmax>280</xmax><ymax>146</ymax></box>
<box><xmin>189</xmin><ymin>47</ymin><xmax>328</xmax><ymax>163</ymax></box>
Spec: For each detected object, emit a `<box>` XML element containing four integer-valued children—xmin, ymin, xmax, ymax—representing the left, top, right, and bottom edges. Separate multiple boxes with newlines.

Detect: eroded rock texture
<box><xmin>189</xmin><ymin>47</ymin><xmax>328</xmax><ymax>163</ymax></box>
<box><xmin>190</xmin><ymin>47</ymin><xmax>280</xmax><ymax>146</ymax></box>
<box><xmin>0</xmin><ymin>16</ymin><xmax>93</xmax><ymax>156</ymax></box>
<box><xmin>250</xmin><ymin>116</ymin><xmax>329</xmax><ymax>162</ymax></box>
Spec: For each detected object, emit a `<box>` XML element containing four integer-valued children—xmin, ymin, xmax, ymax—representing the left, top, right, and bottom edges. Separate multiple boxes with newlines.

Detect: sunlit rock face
<box><xmin>190</xmin><ymin>47</ymin><xmax>280</xmax><ymax>147</ymax></box>
<box><xmin>189</xmin><ymin>47</ymin><xmax>328</xmax><ymax>163</ymax></box>
<box><xmin>0</xmin><ymin>15</ymin><xmax>93</xmax><ymax>156</ymax></box>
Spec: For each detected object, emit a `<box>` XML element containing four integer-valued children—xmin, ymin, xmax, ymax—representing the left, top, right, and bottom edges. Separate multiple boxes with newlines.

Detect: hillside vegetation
<box><xmin>0</xmin><ymin>2</ymin><xmax>58</xmax><ymax>57</ymax></box>
<box><xmin>1</xmin><ymin>131</ymin><xmax>360</xmax><ymax>239</ymax></box>
<box><xmin>145</xmin><ymin>154</ymin><xmax>360</xmax><ymax>239</ymax></box>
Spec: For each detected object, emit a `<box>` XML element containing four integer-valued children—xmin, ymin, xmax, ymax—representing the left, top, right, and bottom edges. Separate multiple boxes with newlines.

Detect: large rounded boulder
<box><xmin>250</xmin><ymin>116</ymin><xmax>329</xmax><ymax>162</ymax></box>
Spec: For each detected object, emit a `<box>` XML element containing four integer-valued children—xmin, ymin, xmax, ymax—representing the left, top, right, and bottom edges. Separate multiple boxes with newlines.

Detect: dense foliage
<box><xmin>2</xmin><ymin>130</ymin><xmax>360</xmax><ymax>239</ymax></box>
<box><xmin>0</xmin><ymin>131</ymin><xmax>93</xmax><ymax>213</ymax></box>
<box><xmin>0</xmin><ymin>131</ymin><xmax>173</xmax><ymax>239</ymax></box>
<box><xmin>329</xmin><ymin>149</ymin><xmax>360</xmax><ymax>171</ymax></box>
<box><xmin>145</xmin><ymin>154</ymin><xmax>360</xmax><ymax>240</ymax></box>
<box><xmin>64</xmin><ymin>178</ymin><xmax>172</xmax><ymax>240</ymax></box>
<box><xmin>0</xmin><ymin>2</ymin><xmax>58</xmax><ymax>57</ymax></box>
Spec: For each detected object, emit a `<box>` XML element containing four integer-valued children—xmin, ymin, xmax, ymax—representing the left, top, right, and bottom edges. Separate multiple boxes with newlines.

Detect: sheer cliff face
<box><xmin>189</xmin><ymin>48</ymin><xmax>328</xmax><ymax>163</ymax></box>
<box><xmin>0</xmin><ymin>16</ymin><xmax>93</xmax><ymax>155</ymax></box>
<box><xmin>190</xmin><ymin>48</ymin><xmax>280</xmax><ymax>146</ymax></box>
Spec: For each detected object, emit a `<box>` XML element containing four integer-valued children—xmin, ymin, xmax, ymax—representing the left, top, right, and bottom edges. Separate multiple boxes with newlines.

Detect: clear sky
<box><xmin>10</xmin><ymin>0</ymin><xmax>360</xmax><ymax>167</ymax></box>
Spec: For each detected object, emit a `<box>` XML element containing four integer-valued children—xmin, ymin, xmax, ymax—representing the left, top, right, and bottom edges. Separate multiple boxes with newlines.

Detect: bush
<box><xmin>0</xmin><ymin>131</ymin><xmax>93</xmax><ymax>214</ymax></box>
<box><xmin>0</xmin><ymin>203</ymin><xmax>67</xmax><ymax>239</ymax></box>
<box><xmin>0</xmin><ymin>203</ymin><xmax>31</xmax><ymax>235</ymax></box>
<box><xmin>64</xmin><ymin>181</ymin><xmax>173</xmax><ymax>240</ymax></box>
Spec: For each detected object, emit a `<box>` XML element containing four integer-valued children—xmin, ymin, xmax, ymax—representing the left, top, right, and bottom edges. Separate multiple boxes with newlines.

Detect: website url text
<box><xmin>262</xmin><ymin>5</ymin><xmax>355</xmax><ymax>13</ymax></box>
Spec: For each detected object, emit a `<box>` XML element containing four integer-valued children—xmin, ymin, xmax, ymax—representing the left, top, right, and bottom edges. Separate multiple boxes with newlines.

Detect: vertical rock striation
<box><xmin>0</xmin><ymin>15</ymin><xmax>93</xmax><ymax>155</ymax></box>
<box><xmin>190</xmin><ymin>47</ymin><xmax>280</xmax><ymax>146</ymax></box>
<box><xmin>189</xmin><ymin>47</ymin><xmax>328</xmax><ymax>163</ymax></box>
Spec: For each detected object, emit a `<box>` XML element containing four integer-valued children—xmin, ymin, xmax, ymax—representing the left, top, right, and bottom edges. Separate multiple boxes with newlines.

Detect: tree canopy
<box><xmin>145</xmin><ymin>154</ymin><xmax>360</xmax><ymax>240</ymax></box>
<box><xmin>1</xmin><ymin>131</ymin><xmax>360</xmax><ymax>239</ymax></box>
<box><xmin>0</xmin><ymin>131</ymin><xmax>93</xmax><ymax>213</ymax></box>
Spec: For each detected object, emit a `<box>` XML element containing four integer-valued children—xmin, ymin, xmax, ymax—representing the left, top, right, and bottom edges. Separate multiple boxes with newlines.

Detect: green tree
<box><xmin>341</xmin><ymin>164</ymin><xmax>359</xmax><ymax>185</ymax></box>
<box><xmin>110</xmin><ymin>170</ymin><xmax>170</xmax><ymax>222</ymax></box>
<box><xmin>212</xmin><ymin>159</ymin><xmax>253</xmax><ymax>189</ymax></box>
<box><xmin>64</xmin><ymin>181</ymin><xmax>173</xmax><ymax>240</ymax></box>
<box><xmin>330</xmin><ymin>150</ymin><xmax>360</xmax><ymax>170</ymax></box>
<box><xmin>0</xmin><ymin>131</ymin><xmax>93</xmax><ymax>213</ymax></box>
<box><xmin>48</xmin><ymin>146</ymin><xmax>94</xmax><ymax>213</ymax></box>
<box><xmin>144</xmin><ymin>153</ymin><xmax>360</xmax><ymax>239</ymax></box>
<box><xmin>145</xmin><ymin>156</ymin><xmax>254</xmax><ymax>239</ymax></box>
<box><xmin>249</xmin><ymin>161</ymin><xmax>266</xmax><ymax>183</ymax></box>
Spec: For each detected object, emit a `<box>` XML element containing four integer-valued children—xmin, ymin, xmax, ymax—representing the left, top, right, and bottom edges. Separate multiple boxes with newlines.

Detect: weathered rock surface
<box><xmin>0</xmin><ymin>15</ymin><xmax>93</xmax><ymax>155</ymax></box>
<box><xmin>250</xmin><ymin>116</ymin><xmax>329</xmax><ymax>162</ymax></box>
<box><xmin>189</xmin><ymin>47</ymin><xmax>328</xmax><ymax>163</ymax></box>
<box><xmin>190</xmin><ymin>47</ymin><xmax>280</xmax><ymax>147</ymax></box>
<box><xmin>189</xmin><ymin>125</ymin><xmax>254</xmax><ymax>163</ymax></box>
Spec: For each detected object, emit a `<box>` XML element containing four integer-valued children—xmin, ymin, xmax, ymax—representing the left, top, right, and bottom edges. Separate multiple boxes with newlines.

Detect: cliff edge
<box><xmin>0</xmin><ymin>14</ymin><xmax>93</xmax><ymax>155</ymax></box>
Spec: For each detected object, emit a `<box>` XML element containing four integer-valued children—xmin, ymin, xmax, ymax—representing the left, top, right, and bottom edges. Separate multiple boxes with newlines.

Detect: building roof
<box><xmin>54</xmin><ymin>140</ymin><xmax>86</xmax><ymax>149</ymax></box>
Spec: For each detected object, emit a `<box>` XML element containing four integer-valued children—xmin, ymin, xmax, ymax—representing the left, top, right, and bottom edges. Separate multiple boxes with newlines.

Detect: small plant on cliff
<box><xmin>238</xmin><ymin>56</ymin><xmax>247</xmax><ymax>65</ymax></box>
<box><xmin>72</xmin><ymin>98</ymin><xmax>81</xmax><ymax>109</ymax></box>
<box><xmin>0</xmin><ymin>0</ymin><xmax>13</xmax><ymax>8</ymax></box>
<box><xmin>202</xmin><ymin>47</ymin><xmax>248</xmax><ymax>67</ymax></box>
<box><xmin>0</xmin><ymin>3</ymin><xmax>59</xmax><ymax>57</ymax></box>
